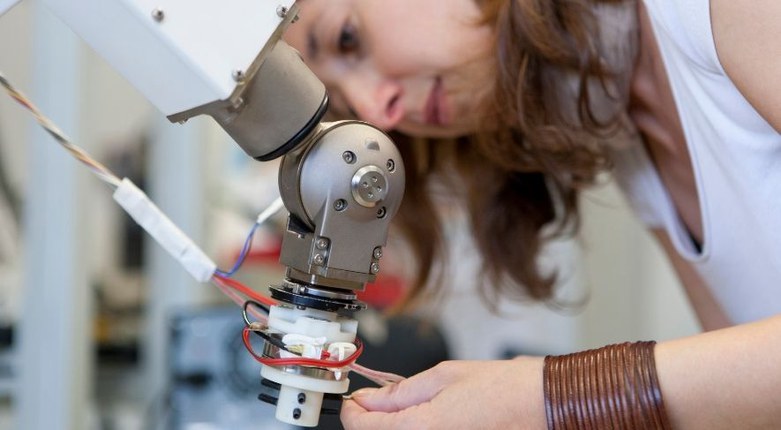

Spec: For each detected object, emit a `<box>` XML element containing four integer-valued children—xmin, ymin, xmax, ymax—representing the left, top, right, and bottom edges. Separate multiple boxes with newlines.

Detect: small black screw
<box><xmin>298</xmin><ymin>393</ymin><xmax>307</xmax><ymax>404</ymax></box>
<box><xmin>334</xmin><ymin>199</ymin><xmax>347</xmax><ymax>211</ymax></box>
<box><xmin>293</xmin><ymin>408</ymin><xmax>302</xmax><ymax>420</ymax></box>
<box><xmin>343</xmin><ymin>151</ymin><xmax>356</xmax><ymax>164</ymax></box>
<box><xmin>386</xmin><ymin>159</ymin><xmax>396</xmax><ymax>172</ymax></box>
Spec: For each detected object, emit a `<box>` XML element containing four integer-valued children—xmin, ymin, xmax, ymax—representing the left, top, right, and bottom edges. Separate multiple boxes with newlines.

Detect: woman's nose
<box><xmin>343</xmin><ymin>77</ymin><xmax>405</xmax><ymax>130</ymax></box>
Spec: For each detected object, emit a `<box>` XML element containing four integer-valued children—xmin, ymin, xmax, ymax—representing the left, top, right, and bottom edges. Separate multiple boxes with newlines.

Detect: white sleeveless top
<box><xmin>610</xmin><ymin>0</ymin><xmax>781</xmax><ymax>324</ymax></box>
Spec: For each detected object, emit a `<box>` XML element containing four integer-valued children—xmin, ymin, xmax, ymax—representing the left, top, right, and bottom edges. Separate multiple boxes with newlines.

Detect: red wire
<box><xmin>214</xmin><ymin>274</ymin><xmax>278</xmax><ymax>307</ymax></box>
<box><xmin>242</xmin><ymin>327</ymin><xmax>363</xmax><ymax>368</ymax></box>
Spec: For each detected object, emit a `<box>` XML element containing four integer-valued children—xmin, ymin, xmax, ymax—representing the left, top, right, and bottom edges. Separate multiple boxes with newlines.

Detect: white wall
<box><xmin>579</xmin><ymin>179</ymin><xmax>700</xmax><ymax>348</ymax></box>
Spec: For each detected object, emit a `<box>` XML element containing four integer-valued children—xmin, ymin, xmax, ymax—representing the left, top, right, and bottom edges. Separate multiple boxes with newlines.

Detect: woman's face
<box><xmin>284</xmin><ymin>0</ymin><xmax>493</xmax><ymax>138</ymax></box>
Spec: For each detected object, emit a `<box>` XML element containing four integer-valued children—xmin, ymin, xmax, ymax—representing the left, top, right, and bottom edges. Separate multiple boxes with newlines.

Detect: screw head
<box><xmin>292</xmin><ymin>408</ymin><xmax>302</xmax><ymax>420</ymax></box>
<box><xmin>373</xmin><ymin>247</ymin><xmax>383</xmax><ymax>260</ymax></box>
<box><xmin>313</xmin><ymin>254</ymin><xmax>325</xmax><ymax>265</ymax></box>
<box><xmin>277</xmin><ymin>5</ymin><xmax>289</xmax><ymax>17</ymax></box>
<box><xmin>342</xmin><ymin>151</ymin><xmax>356</xmax><ymax>164</ymax></box>
<box><xmin>334</xmin><ymin>199</ymin><xmax>347</xmax><ymax>212</ymax></box>
<box><xmin>376</xmin><ymin>207</ymin><xmax>387</xmax><ymax>218</ymax></box>
<box><xmin>298</xmin><ymin>393</ymin><xmax>306</xmax><ymax>404</ymax></box>
<box><xmin>151</xmin><ymin>8</ymin><xmax>165</xmax><ymax>22</ymax></box>
<box><xmin>370</xmin><ymin>262</ymin><xmax>380</xmax><ymax>274</ymax></box>
<box><xmin>316</xmin><ymin>238</ymin><xmax>329</xmax><ymax>250</ymax></box>
<box><xmin>386</xmin><ymin>159</ymin><xmax>396</xmax><ymax>172</ymax></box>
<box><xmin>232</xmin><ymin>69</ymin><xmax>246</xmax><ymax>83</ymax></box>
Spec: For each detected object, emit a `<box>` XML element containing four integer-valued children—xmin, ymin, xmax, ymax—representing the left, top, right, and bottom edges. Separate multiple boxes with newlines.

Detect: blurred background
<box><xmin>0</xmin><ymin>2</ymin><xmax>699</xmax><ymax>429</ymax></box>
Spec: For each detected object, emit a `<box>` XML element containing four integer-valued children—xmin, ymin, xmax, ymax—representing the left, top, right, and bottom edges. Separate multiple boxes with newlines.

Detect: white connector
<box><xmin>112</xmin><ymin>178</ymin><xmax>216</xmax><ymax>282</ymax></box>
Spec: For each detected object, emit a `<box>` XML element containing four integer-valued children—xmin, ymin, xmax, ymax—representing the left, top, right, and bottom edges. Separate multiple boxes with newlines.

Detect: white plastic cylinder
<box><xmin>276</xmin><ymin>386</ymin><xmax>324</xmax><ymax>427</ymax></box>
<box><xmin>261</xmin><ymin>305</ymin><xmax>357</xmax><ymax>426</ymax></box>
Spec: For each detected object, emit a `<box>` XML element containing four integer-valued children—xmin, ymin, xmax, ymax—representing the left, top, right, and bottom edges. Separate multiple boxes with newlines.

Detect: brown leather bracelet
<box><xmin>543</xmin><ymin>341</ymin><xmax>672</xmax><ymax>430</ymax></box>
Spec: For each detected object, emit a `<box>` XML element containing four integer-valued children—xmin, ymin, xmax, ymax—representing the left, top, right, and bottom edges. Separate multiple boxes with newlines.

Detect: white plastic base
<box><xmin>261</xmin><ymin>305</ymin><xmax>357</xmax><ymax>427</ymax></box>
<box><xmin>276</xmin><ymin>385</ymin><xmax>324</xmax><ymax>428</ymax></box>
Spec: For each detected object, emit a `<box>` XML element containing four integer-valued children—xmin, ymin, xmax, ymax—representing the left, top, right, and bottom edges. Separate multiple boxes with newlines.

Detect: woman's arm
<box><xmin>342</xmin><ymin>231</ymin><xmax>781</xmax><ymax>429</ymax></box>
<box><xmin>711</xmin><ymin>0</ymin><xmax>781</xmax><ymax>132</ymax></box>
<box><xmin>657</xmin><ymin>316</ymin><xmax>781</xmax><ymax>429</ymax></box>
<box><xmin>650</xmin><ymin>228</ymin><xmax>781</xmax><ymax>428</ymax></box>
<box><xmin>342</xmin><ymin>316</ymin><xmax>781</xmax><ymax>429</ymax></box>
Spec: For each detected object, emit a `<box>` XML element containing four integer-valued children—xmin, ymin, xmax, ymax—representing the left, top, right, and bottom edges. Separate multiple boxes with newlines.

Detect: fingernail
<box><xmin>348</xmin><ymin>388</ymin><xmax>378</xmax><ymax>399</ymax></box>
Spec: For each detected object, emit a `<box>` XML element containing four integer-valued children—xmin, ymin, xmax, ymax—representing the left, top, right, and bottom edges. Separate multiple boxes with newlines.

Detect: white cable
<box><xmin>113</xmin><ymin>178</ymin><xmax>216</xmax><ymax>282</ymax></box>
<box><xmin>256</xmin><ymin>197</ymin><xmax>285</xmax><ymax>224</ymax></box>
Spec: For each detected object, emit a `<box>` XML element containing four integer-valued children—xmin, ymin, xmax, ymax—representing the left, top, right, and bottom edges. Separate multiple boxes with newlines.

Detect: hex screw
<box><xmin>232</xmin><ymin>69</ymin><xmax>246</xmax><ymax>83</ymax></box>
<box><xmin>373</xmin><ymin>247</ymin><xmax>383</xmax><ymax>260</ymax></box>
<box><xmin>342</xmin><ymin>151</ymin><xmax>356</xmax><ymax>164</ymax></box>
<box><xmin>316</xmin><ymin>238</ymin><xmax>329</xmax><ymax>250</ymax></box>
<box><xmin>151</xmin><ymin>8</ymin><xmax>165</xmax><ymax>22</ymax></box>
<box><xmin>370</xmin><ymin>262</ymin><xmax>380</xmax><ymax>274</ymax></box>
<box><xmin>334</xmin><ymin>199</ymin><xmax>347</xmax><ymax>211</ymax></box>
<box><xmin>292</xmin><ymin>408</ymin><xmax>302</xmax><ymax>420</ymax></box>
<box><xmin>277</xmin><ymin>5</ymin><xmax>289</xmax><ymax>18</ymax></box>
<box><xmin>386</xmin><ymin>159</ymin><xmax>396</xmax><ymax>172</ymax></box>
<box><xmin>313</xmin><ymin>254</ymin><xmax>325</xmax><ymax>265</ymax></box>
<box><xmin>298</xmin><ymin>393</ymin><xmax>307</xmax><ymax>404</ymax></box>
<box><xmin>376</xmin><ymin>207</ymin><xmax>387</xmax><ymax>218</ymax></box>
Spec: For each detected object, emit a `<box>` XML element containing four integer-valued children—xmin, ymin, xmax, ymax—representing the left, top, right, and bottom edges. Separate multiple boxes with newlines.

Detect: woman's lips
<box><xmin>424</xmin><ymin>77</ymin><xmax>448</xmax><ymax>126</ymax></box>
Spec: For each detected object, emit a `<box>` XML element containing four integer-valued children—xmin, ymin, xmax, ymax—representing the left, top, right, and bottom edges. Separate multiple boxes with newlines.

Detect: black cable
<box><xmin>242</xmin><ymin>299</ymin><xmax>270</xmax><ymax>326</ymax></box>
<box><xmin>241</xmin><ymin>300</ymin><xmax>292</xmax><ymax>354</ymax></box>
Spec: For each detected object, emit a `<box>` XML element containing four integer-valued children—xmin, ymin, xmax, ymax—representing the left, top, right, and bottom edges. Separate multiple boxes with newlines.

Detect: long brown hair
<box><xmin>393</xmin><ymin>0</ymin><xmax>632</xmax><ymax>310</ymax></box>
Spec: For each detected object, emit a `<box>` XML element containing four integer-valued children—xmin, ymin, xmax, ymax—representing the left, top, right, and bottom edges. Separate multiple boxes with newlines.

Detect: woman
<box><xmin>285</xmin><ymin>0</ymin><xmax>781</xmax><ymax>428</ymax></box>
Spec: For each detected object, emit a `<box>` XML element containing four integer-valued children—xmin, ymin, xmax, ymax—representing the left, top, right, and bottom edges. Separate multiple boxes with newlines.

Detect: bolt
<box><xmin>232</xmin><ymin>69</ymin><xmax>246</xmax><ymax>83</ymax></box>
<box><xmin>151</xmin><ymin>8</ymin><xmax>165</xmax><ymax>22</ymax></box>
<box><xmin>277</xmin><ymin>5</ymin><xmax>289</xmax><ymax>18</ymax></box>
<box><xmin>373</xmin><ymin>247</ymin><xmax>383</xmax><ymax>260</ymax></box>
<box><xmin>387</xmin><ymin>159</ymin><xmax>396</xmax><ymax>172</ymax></box>
<box><xmin>316</xmin><ymin>238</ymin><xmax>329</xmax><ymax>250</ymax></box>
<box><xmin>298</xmin><ymin>393</ymin><xmax>307</xmax><ymax>404</ymax></box>
<box><xmin>334</xmin><ymin>199</ymin><xmax>347</xmax><ymax>211</ymax></box>
<box><xmin>370</xmin><ymin>262</ymin><xmax>380</xmax><ymax>274</ymax></box>
<box><xmin>313</xmin><ymin>254</ymin><xmax>325</xmax><ymax>265</ymax></box>
<box><xmin>292</xmin><ymin>408</ymin><xmax>302</xmax><ymax>420</ymax></box>
<box><xmin>342</xmin><ymin>151</ymin><xmax>356</xmax><ymax>164</ymax></box>
<box><xmin>376</xmin><ymin>207</ymin><xmax>387</xmax><ymax>218</ymax></box>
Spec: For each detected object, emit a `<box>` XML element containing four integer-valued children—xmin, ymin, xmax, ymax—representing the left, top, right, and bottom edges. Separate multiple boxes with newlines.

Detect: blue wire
<box><xmin>216</xmin><ymin>222</ymin><xmax>261</xmax><ymax>277</ymax></box>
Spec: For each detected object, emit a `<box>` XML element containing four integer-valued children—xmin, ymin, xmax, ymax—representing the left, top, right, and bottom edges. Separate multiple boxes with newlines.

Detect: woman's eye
<box><xmin>338</xmin><ymin>22</ymin><xmax>360</xmax><ymax>54</ymax></box>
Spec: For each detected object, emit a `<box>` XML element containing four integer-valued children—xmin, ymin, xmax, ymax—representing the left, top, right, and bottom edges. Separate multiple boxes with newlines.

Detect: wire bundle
<box><xmin>0</xmin><ymin>72</ymin><xmax>121</xmax><ymax>188</ymax></box>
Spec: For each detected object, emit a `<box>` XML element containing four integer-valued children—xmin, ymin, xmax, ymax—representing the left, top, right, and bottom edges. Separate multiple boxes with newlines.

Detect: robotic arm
<box><xmin>4</xmin><ymin>0</ymin><xmax>405</xmax><ymax>427</ymax></box>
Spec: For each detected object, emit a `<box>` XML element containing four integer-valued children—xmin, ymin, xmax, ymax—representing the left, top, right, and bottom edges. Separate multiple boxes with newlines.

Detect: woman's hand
<box><xmin>341</xmin><ymin>357</ymin><xmax>547</xmax><ymax>430</ymax></box>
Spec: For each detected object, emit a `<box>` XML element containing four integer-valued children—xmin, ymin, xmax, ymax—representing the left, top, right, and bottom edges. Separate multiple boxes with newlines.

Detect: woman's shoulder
<box><xmin>711</xmin><ymin>0</ymin><xmax>781</xmax><ymax>131</ymax></box>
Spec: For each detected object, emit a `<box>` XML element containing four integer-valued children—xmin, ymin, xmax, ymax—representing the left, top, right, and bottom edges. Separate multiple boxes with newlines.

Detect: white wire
<box><xmin>256</xmin><ymin>197</ymin><xmax>285</xmax><ymax>224</ymax></box>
